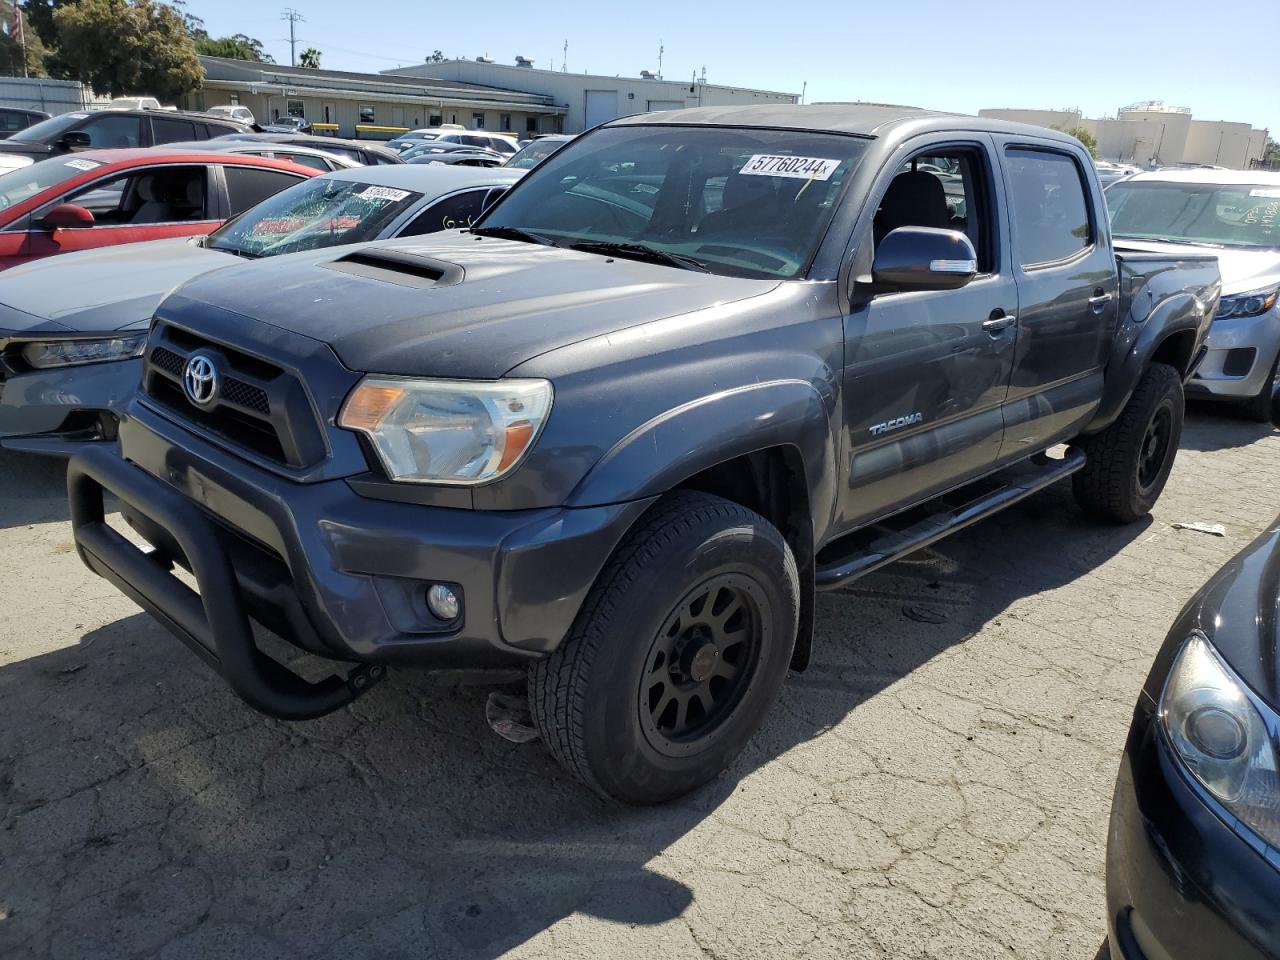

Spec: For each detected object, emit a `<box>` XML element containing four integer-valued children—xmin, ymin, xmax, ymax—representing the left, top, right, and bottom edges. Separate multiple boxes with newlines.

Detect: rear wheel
<box><xmin>1073</xmin><ymin>362</ymin><xmax>1183</xmax><ymax>523</ymax></box>
<box><xmin>529</xmin><ymin>491</ymin><xmax>799</xmax><ymax>804</ymax></box>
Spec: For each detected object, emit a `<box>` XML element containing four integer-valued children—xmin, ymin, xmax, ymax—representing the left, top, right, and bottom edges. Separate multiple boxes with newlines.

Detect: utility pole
<box><xmin>800</xmin><ymin>81</ymin><xmax>807</xmax><ymax>105</ymax></box>
<box><xmin>657</xmin><ymin>40</ymin><xmax>663</xmax><ymax>80</ymax></box>
<box><xmin>281</xmin><ymin>8</ymin><xmax>305</xmax><ymax>67</ymax></box>
<box><xmin>562</xmin><ymin>39</ymin><xmax>568</xmax><ymax>73</ymax></box>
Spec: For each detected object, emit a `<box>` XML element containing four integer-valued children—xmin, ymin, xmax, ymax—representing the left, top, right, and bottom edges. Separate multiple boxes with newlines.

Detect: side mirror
<box><xmin>57</xmin><ymin>131</ymin><xmax>91</xmax><ymax>151</ymax></box>
<box><xmin>872</xmin><ymin>226</ymin><xmax>977</xmax><ymax>292</ymax></box>
<box><xmin>36</xmin><ymin>203</ymin><xmax>95</xmax><ymax>230</ymax></box>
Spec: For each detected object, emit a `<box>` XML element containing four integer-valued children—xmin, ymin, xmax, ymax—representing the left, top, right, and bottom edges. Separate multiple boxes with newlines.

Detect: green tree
<box><xmin>424</xmin><ymin>49</ymin><xmax>444</xmax><ymax>63</ymax></box>
<box><xmin>196</xmin><ymin>33</ymin><xmax>274</xmax><ymax>62</ymax></box>
<box><xmin>53</xmin><ymin>0</ymin><xmax>203</xmax><ymax>101</ymax></box>
<box><xmin>1063</xmin><ymin>125</ymin><xmax>1099</xmax><ymax>159</ymax></box>
<box><xmin>299</xmin><ymin>47</ymin><xmax>321</xmax><ymax>68</ymax></box>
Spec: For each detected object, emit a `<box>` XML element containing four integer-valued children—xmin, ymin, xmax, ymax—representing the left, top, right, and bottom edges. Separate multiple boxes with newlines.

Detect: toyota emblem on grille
<box><xmin>182</xmin><ymin>354</ymin><xmax>219</xmax><ymax>407</ymax></box>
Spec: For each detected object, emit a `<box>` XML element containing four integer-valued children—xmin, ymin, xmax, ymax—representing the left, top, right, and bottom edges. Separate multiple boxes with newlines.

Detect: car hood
<box><xmin>0</xmin><ymin>237</ymin><xmax>234</xmax><ymax>332</ymax></box>
<box><xmin>1114</xmin><ymin>238</ymin><xmax>1280</xmax><ymax>295</ymax></box>
<box><xmin>1191</xmin><ymin>518</ymin><xmax>1280</xmax><ymax>715</ymax></box>
<box><xmin>165</xmin><ymin>233</ymin><xmax>780</xmax><ymax>379</ymax></box>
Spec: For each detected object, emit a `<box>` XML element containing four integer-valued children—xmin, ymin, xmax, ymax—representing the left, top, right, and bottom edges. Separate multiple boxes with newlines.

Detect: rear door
<box><xmin>838</xmin><ymin>137</ymin><xmax>1018</xmax><ymax>530</ymax></box>
<box><xmin>220</xmin><ymin>165</ymin><xmax>310</xmax><ymax>217</ymax></box>
<box><xmin>990</xmin><ymin>139</ymin><xmax>1118</xmax><ymax>458</ymax></box>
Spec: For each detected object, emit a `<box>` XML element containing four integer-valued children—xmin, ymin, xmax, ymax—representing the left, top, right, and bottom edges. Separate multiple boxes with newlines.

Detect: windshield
<box><xmin>0</xmin><ymin>154</ymin><xmax>103</xmax><ymax>209</ymax></box>
<box><xmin>207</xmin><ymin>177</ymin><xmax>422</xmax><ymax>257</ymax></box>
<box><xmin>1108</xmin><ymin>180</ymin><xmax>1280</xmax><ymax>249</ymax></box>
<box><xmin>8</xmin><ymin>112</ymin><xmax>85</xmax><ymax>144</ymax></box>
<box><xmin>479</xmin><ymin>125</ymin><xmax>867</xmax><ymax>279</ymax></box>
<box><xmin>506</xmin><ymin>138</ymin><xmax>567</xmax><ymax>170</ymax></box>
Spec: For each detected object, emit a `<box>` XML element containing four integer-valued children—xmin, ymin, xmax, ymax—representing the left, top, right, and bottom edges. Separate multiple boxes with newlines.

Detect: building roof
<box><xmin>383</xmin><ymin>60</ymin><xmax>799</xmax><ymax>99</ymax></box>
<box><xmin>198</xmin><ymin>56</ymin><xmax>560</xmax><ymax>109</ymax></box>
<box><xmin>609</xmin><ymin>102</ymin><xmax>1080</xmax><ymax>142</ymax></box>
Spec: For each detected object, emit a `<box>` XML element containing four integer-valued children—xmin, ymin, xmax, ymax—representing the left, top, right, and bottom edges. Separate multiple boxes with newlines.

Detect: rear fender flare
<box><xmin>1087</xmin><ymin>290</ymin><xmax>1208</xmax><ymax>433</ymax></box>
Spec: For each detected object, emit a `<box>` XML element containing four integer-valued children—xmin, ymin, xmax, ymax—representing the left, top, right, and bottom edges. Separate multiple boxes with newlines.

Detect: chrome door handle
<box><xmin>1089</xmin><ymin>292</ymin><xmax>1114</xmax><ymax>311</ymax></box>
<box><xmin>982</xmin><ymin>315</ymin><xmax>1017</xmax><ymax>333</ymax></box>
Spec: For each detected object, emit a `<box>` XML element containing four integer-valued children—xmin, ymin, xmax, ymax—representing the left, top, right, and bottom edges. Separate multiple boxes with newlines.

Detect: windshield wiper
<box><xmin>568</xmin><ymin>240</ymin><xmax>710</xmax><ymax>273</ymax></box>
<box><xmin>468</xmin><ymin>225</ymin><xmax>559</xmax><ymax>246</ymax></box>
<box><xmin>1116</xmin><ymin>235</ymin><xmax>1224</xmax><ymax>248</ymax></box>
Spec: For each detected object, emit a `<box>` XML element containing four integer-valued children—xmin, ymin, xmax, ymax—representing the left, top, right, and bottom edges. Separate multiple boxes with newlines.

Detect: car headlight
<box><xmin>1160</xmin><ymin>632</ymin><xmax>1280</xmax><ymax>847</ymax></box>
<box><xmin>338</xmin><ymin>376</ymin><xmax>553</xmax><ymax>484</ymax></box>
<box><xmin>1215</xmin><ymin>286</ymin><xmax>1279</xmax><ymax>320</ymax></box>
<box><xmin>21</xmin><ymin>334</ymin><xmax>147</xmax><ymax>369</ymax></box>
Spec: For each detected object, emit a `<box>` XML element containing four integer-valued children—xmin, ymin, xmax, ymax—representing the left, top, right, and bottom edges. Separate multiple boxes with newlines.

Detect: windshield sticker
<box><xmin>64</xmin><ymin>158</ymin><xmax>101</xmax><ymax>171</ymax></box>
<box><xmin>66</xmin><ymin>113</ymin><xmax>89</xmax><ymax>120</ymax></box>
<box><xmin>356</xmin><ymin>186</ymin><xmax>410</xmax><ymax>203</ymax></box>
<box><xmin>1249</xmin><ymin>188</ymin><xmax>1280</xmax><ymax>199</ymax></box>
<box><xmin>739</xmin><ymin>155</ymin><xmax>840</xmax><ymax>181</ymax></box>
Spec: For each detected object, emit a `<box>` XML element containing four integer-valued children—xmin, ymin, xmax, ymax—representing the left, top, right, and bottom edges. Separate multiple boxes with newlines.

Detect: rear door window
<box><xmin>1003</xmin><ymin>147</ymin><xmax>1092</xmax><ymax>266</ymax></box>
<box><xmin>151</xmin><ymin>116</ymin><xmax>198</xmax><ymax>145</ymax></box>
<box><xmin>223</xmin><ymin>166</ymin><xmax>308</xmax><ymax>215</ymax></box>
<box><xmin>398</xmin><ymin>189</ymin><xmax>491</xmax><ymax>236</ymax></box>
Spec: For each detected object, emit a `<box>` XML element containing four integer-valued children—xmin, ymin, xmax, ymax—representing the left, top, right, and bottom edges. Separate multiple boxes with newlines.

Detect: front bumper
<box><xmin>68</xmin><ymin>407</ymin><xmax>652</xmax><ymax>719</ymax></box>
<box><xmin>1106</xmin><ymin>696</ymin><xmax>1280</xmax><ymax>960</ymax></box>
<box><xmin>1187</xmin><ymin>308</ymin><xmax>1280</xmax><ymax>400</ymax></box>
<box><xmin>0</xmin><ymin>356</ymin><xmax>140</xmax><ymax>454</ymax></box>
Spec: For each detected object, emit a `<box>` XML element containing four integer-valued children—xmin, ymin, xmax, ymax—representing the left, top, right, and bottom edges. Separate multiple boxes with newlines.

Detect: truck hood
<box><xmin>167</xmin><ymin>233</ymin><xmax>781</xmax><ymax>378</ymax></box>
<box><xmin>0</xmin><ymin>237</ymin><xmax>233</xmax><ymax>332</ymax></box>
<box><xmin>1115</xmin><ymin>238</ymin><xmax>1280</xmax><ymax>295</ymax></box>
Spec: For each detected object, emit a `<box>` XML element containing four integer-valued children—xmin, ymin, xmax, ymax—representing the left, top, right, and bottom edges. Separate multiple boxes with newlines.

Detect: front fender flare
<box><xmin>565</xmin><ymin>378</ymin><xmax>837</xmax><ymax>525</ymax></box>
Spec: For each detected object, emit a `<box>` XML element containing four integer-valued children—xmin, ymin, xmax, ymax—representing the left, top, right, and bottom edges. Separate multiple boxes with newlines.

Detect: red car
<box><xmin>0</xmin><ymin>149</ymin><xmax>317</xmax><ymax>269</ymax></box>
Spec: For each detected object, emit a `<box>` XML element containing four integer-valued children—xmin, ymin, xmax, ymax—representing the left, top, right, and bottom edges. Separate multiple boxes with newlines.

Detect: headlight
<box><xmin>1160</xmin><ymin>632</ymin><xmax>1280</xmax><ymax>847</ymax></box>
<box><xmin>338</xmin><ymin>376</ymin><xmax>552</xmax><ymax>484</ymax></box>
<box><xmin>21</xmin><ymin>334</ymin><xmax>147</xmax><ymax>369</ymax></box>
<box><xmin>1215</xmin><ymin>286</ymin><xmax>1279</xmax><ymax>320</ymax></box>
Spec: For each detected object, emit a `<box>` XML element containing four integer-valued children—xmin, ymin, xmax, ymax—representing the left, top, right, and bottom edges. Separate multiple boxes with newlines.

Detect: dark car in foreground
<box><xmin>0</xmin><ymin>108</ymin><xmax>251</xmax><ymax>173</ymax></box>
<box><xmin>68</xmin><ymin>104</ymin><xmax>1219</xmax><ymax>804</ymax></box>
<box><xmin>1107</xmin><ymin>509</ymin><xmax>1280</xmax><ymax>960</ymax></box>
<box><xmin>0</xmin><ymin>163</ymin><xmax>520</xmax><ymax>454</ymax></box>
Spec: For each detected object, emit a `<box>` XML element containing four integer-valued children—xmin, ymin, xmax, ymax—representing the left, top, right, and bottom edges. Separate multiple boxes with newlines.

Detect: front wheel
<box><xmin>1073</xmin><ymin>362</ymin><xmax>1184</xmax><ymax>523</ymax></box>
<box><xmin>1239</xmin><ymin>349</ymin><xmax>1280</xmax><ymax>423</ymax></box>
<box><xmin>529</xmin><ymin>491</ymin><xmax>799</xmax><ymax>804</ymax></box>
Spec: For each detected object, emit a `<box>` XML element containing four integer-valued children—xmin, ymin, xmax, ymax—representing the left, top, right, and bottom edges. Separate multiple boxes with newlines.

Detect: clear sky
<box><xmin>184</xmin><ymin>0</ymin><xmax>1280</xmax><ymax>134</ymax></box>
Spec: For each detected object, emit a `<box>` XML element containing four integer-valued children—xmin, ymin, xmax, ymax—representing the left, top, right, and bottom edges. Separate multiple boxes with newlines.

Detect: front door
<box><xmin>839</xmin><ymin>140</ymin><xmax>1018</xmax><ymax>530</ymax></box>
<box><xmin>991</xmin><ymin>139</ymin><xmax>1118</xmax><ymax>459</ymax></box>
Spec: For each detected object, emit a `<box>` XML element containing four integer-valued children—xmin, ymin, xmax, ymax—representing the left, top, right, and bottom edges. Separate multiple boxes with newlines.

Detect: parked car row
<box><xmin>0</xmin><ymin>103</ymin><xmax>1275</xmax><ymax>960</ymax></box>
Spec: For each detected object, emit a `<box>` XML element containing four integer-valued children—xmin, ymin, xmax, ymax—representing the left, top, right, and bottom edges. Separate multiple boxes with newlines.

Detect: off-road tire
<box><xmin>529</xmin><ymin>491</ymin><xmax>799</xmax><ymax>804</ymax></box>
<box><xmin>1239</xmin><ymin>349</ymin><xmax>1280</xmax><ymax>423</ymax></box>
<box><xmin>1073</xmin><ymin>362</ymin><xmax>1183</xmax><ymax>523</ymax></box>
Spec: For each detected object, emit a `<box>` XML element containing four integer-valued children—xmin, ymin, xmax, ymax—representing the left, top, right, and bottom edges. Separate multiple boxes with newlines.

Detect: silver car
<box><xmin>1107</xmin><ymin>169</ymin><xmax>1280</xmax><ymax>419</ymax></box>
<box><xmin>0</xmin><ymin>163</ymin><xmax>523</xmax><ymax>454</ymax></box>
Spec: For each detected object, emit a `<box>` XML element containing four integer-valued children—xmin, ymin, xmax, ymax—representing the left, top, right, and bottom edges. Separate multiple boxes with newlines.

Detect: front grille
<box><xmin>142</xmin><ymin>322</ymin><xmax>326</xmax><ymax>468</ymax></box>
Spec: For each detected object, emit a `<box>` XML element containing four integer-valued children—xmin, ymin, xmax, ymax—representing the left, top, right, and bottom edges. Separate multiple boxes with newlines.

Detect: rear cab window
<box><xmin>1003</xmin><ymin>147</ymin><xmax>1093</xmax><ymax>266</ymax></box>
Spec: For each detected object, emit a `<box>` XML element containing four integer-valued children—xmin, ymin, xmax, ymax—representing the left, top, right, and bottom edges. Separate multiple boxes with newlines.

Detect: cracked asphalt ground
<box><xmin>0</xmin><ymin>406</ymin><xmax>1276</xmax><ymax>960</ymax></box>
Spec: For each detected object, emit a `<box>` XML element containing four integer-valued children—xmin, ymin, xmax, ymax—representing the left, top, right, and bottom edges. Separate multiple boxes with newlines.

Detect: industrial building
<box><xmin>383</xmin><ymin>58</ymin><xmax>799</xmax><ymax>133</ymax></box>
<box><xmin>979</xmin><ymin>102</ymin><xmax>1268</xmax><ymax>169</ymax></box>
<box><xmin>182</xmin><ymin>56</ymin><xmax>568</xmax><ymax>137</ymax></box>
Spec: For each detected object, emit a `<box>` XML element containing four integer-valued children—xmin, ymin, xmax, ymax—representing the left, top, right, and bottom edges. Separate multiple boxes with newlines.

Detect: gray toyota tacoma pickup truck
<box><xmin>68</xmin><ymin>105</ymin><xmax>1221</xmax><ymax>803</ymax></box>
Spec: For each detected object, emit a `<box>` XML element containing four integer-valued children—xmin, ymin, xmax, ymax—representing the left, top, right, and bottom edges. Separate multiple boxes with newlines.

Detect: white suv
<box><xmin>207</xmin><ymin>105</ymin><xmax>257</xmax><ymax>126</ymax></box>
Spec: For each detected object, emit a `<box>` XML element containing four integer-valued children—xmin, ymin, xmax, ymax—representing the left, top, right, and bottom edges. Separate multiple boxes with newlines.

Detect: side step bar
<box><xmin>815</xmin><ymin>448</ymin><xmax>1086</xmax><ymax>591</ymax></box>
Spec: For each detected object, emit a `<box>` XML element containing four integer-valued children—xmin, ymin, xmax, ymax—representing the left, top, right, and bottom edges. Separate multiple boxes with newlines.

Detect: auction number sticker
<box><xmin>356</xmin><ymin>186</ymin><xmax>410</xmax><ymax>202</ymax></box>
<box><xmin>64</xmin><ymin>158</ymin><xmax>101</xmax><ymax>171</ymax></box>
<box><xmin>1249</xmin><ymin>188</ymin><xmax>1280</xmax><ymax>198</ymax></box>
<box><xmin>739</xmin><ymin>154</ymin><xmax>840</xmax><ymax>181</ymax></box>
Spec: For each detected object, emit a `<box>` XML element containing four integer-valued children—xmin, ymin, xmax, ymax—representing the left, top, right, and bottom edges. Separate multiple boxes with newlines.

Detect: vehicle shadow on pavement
<box><xmin>1179</xmin><ymin>400</ymin><xmax>1276</xmax><ymax>452</ymax></box>
<box><xmin>0</xmin><ymin>476</ymin><xmax>1152</xmax><ymax>959</ymax></box>
<box><xmin>0</xmin><ymin>449</ymin><xmax>70</xmax><ymax>530</ymax></box>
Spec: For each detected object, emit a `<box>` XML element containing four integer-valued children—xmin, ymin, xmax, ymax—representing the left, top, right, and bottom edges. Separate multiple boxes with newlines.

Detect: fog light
<box><xmin>426</xmin><ymin>583</ymin><xmax>460</xmax><ymax>621</ymax></box>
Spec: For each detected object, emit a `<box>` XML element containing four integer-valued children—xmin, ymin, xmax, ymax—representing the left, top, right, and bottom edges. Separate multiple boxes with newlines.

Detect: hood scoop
<box><xmin>323</xmin><ymin>249</ymin><xmax>465</xmax><ymax>289</ymax></box>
